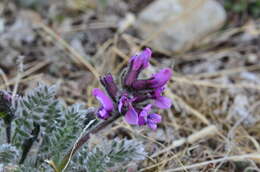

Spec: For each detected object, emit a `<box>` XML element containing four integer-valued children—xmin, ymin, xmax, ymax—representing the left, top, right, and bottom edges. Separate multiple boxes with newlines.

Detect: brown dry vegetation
<box><xmin>0</xmin><ymin>0</ymin><xmax>260</xmax><ymax>171</ymax></box>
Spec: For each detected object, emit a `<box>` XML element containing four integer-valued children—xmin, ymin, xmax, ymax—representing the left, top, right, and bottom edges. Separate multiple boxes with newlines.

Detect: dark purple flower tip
<box><xmin>147</xmin><ymin>113</ymin><xmax>161</xmax><ymax>130</ymax></box>
<box><xmin>100</xmin><ymin>74</ymin><xmax>118</xmax><ymax>101</ymax></box>
<box><xmin>153</xmin><ymin>87</ymin><xmax>172</xmax><ymax>109</ymax></box>
<box><xmin>92</xmin><ymin>88</ymin><xmax>114</xmax><ymax>112</ymax></box>
<box><xmin>124</xmin><ymin>104</ymin><xmax>139</xmax><ymax>125</ymax></box>
<box><xmin>130</xmin><ymin>48</ymin><xmax>152</xmax><ymax>70</ymax></box>
<box><xmin>124</xmin><ymin>48</ymin><xmax>152</xmax><ymax>87</ymax></box>
<box><xmin>131</xmin><ymin>80</ymin><xmax>148</xmax><ymax>90</ymax></box>
<box><xmin>148</xmin><ymin>68</ymin><xmax>172</xmax><ymax>89</ymax></box>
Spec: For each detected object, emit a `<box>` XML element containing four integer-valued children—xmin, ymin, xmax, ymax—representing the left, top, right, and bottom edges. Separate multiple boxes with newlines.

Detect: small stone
<box><xmin>136</xmin><ymin>0</ymin><xmax>226</xmax><ymax>53</ymax></box>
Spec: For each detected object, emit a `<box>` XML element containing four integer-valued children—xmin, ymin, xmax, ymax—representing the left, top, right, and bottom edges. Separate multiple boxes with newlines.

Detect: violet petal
<box><xmin>148</xmin><ymin>113</ymin><xmax>162</xmax><ymax>123</ymax></box>
<box><xmin>124</xmin><ymin>105</ymin><xmax>139</xmax><ymax>125</ymax></box>
<box><xmin>147</xmin><ymin>113</ymin><xmax>161</xmax><ymax>130</ymax></box>
<box><xmin>149</xmin><ymin>68</ymin><xmax>172</xmax><ymax>88</ymax></box>
<box><xmin>130</xmin><ymin>48</ymin><xmax>152</xmax><ymax>70</ymax></box>
<box><xmin>138</xmin><ymin>104</ymin><xmax>152</xmax><ymax>125</ymax></box>
<box><xmin>148</xmin><ymin>123</ymin><xmax>157</xmax><ymax>130</ymax></box>
<box><xmin>139</xmin><ymin>104</ymin><xmax>152</xmax><ymax>117</ymax></box>
<box><xmin>92</xmin><ymin>88</ymin><xmax>114</xmax><ymax>111</ymax></box>
<box><xmin>138</xmin><ymin>116</ymin><xmax>146</xmax><ymax>125</ymax></box>
<box><xmin>154</xmin><ymin>96</ymin><xmax>172</xmax><ymax>109</ymax></box>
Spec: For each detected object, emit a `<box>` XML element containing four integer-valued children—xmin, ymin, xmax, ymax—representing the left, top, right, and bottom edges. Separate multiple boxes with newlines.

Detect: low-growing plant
<box><xmin>0</xmin><ymin>48</ymin><xmax>172</xmax><ymax>171</ymax></box>
<box><xmin>224</xmin><ymin>0</ymin><xmax>260</xmax><ymax>18</ymax></box>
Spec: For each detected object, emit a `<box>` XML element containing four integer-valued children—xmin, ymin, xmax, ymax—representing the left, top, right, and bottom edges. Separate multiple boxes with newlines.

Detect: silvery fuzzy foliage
<box><xmin>12</xmin><ymin>85</ymin><xmax>61</xmax><ymax>147</ymax></box>
<box><xmin>0</xmin><ymin>84</ymin><xmax>146</xmax><ymax>171</ymax></box>
<box><xmin>11</xmin><ymin>84</ymin><xmax>90</xmax><ymax>166</ymax></box>
<box><xmin>37</xmin><ymin>103</ymin><xmax>89</xmax><ymax>165</ymax></box>
<box><xmin>70</xmin><ymin>138</ymin><xmax>146</xmax><ymax>172</ymax></box>
<box><xmin>0</xmin><ymin>144</ymin><xmax>19</xmax><ymax>164</ymax></box>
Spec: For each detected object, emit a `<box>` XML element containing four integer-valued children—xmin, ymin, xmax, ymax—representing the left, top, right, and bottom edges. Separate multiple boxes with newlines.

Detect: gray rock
<box><xmin>136</xmin><ymin>0</ymin><xmax>226</xmax><ymax>53</ymax></box>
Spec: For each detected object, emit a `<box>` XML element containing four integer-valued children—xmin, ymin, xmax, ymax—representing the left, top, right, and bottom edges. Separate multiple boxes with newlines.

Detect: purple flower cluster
<box><xmin>92</xmin><ymin>48</ymin><xmax>172</xmax><ymax>130</ymax></box>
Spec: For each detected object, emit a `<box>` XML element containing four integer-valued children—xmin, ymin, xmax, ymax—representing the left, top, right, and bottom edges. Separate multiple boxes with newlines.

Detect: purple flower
<box><xmin>152</xmin><ymin>87</ymin><xmax>172</xmax><ymax>109</ymax></box>
<box><xmin>124</xmin><ymin>48</ymin><xmax>152</xmax><ymax>87</ymax></box>
<box><xmin>100</xmin><ymin>74</ymin><xmax>118</xmax><ymax>101</ymax></box>
<box><xmin>139</xmin><ymin>104</ymin><xmax>161</xmax><ymax>130</ymax></box>
<box><xmin>92</xmin><ymin>48</ymin><xmax>172</xmax><ymax>130</ymax></box>
<box><xmin>132</xmin><ymin>68</ymin><xmax>172</xmax><ymax>90</ymax></box>
<box><xmin>92</xmin><ymin>88</ymin><xmax>114</xmax><ymax>119</ymax></box>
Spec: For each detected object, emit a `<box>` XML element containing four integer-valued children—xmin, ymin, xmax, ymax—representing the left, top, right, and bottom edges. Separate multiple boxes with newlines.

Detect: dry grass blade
<box><xmin>186</xmin><ymin>64</ymin><xmax>260</xmax><ymax>79</ymax></box>
<box><xmin>0</xmin><ymin>74</ymin><xmax>43</xmax><ymax>89</ymax></box>
<box><xmin>38</xmin><ymin>23</ymin><xmax>100</xmax><ymax>79</ymax></box>
<box><xmin>151</xmin><ymin>125</ymin><xmax>218</xmax><ymax>158</ymax></box>
<box><xmin>0</xmin><ymin>68</ymin><xmax>10</xmax><ymax>91</ymax></box>
<box><xmin>172</xmin><ymin>77</ymin><xmax>260</xmax><ymax>91</ymax></box>
<box><xmin>165</xmin><ymin>88</ymin><xmax>210</xmax><ymax>125</ymax></box>
<box><xmin>0</xmin><ymin>60</ymin><xmax>49</xmax><ymax>89</ymax></box>
<box><xmin>164</xmin><ymin>153</ymin><xmax>260</xmax><ymax>172</ymax></box>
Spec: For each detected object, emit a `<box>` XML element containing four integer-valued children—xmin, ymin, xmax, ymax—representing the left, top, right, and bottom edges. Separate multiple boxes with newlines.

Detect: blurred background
<box><xmin>0</xmin><ymin>0</ymin><xmax>260</xmax><ymax>171</ymax></box>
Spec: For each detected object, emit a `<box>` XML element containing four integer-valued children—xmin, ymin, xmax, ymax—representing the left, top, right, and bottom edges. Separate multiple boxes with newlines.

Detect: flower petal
<box><xmin>139</xmin><ymin>104</ymin><xmax>152</xmax><ymax>117</ymax></box>
<box><xmin>148</xmin><ymin>123</ymin><xmax>157</xmax><ymax>130</ymax></box>
<box><xmin>147</xmin><ymin>113</ymin><xmax>161</xmax><ymax>130</ymax></box>
<box><xmin>92</xmin><ymin>88</ymin><xmax>114</xmax><ymax>111</ymax></box>
<box><xmin>130</xmin><ymin>48</ymin><xmax>152</xmax><ymax>70</ymax></box>
<box><xmin>138</xmin><ymin>116</ymin><xmax>146</xmax><ymax>125</ymax></box>
<box><xmin>148</xmin><ymin>113</ymin><xmax>162</xmax><ymax>123</ymax></box>
<box><xmin>97</xmin><ymin>108</ymin><xmax>110</xmax><ymax>119</ymax></box>
<box><xmin>124</xmin><ymin>105</ymin><xmax>138</xmax><ymax>125</ymax></box>
<box><xmin>149</xmin><ymin>68</ymin><xmax>172</xmax><ymax>88</ymax></box>
<box><xmin>154</xmin><ymin>96</ymin><xmax>172</xmax><ymax>109</ymax></box>
<box><xmin>118</xmin><ymin>96</ymin><xmax>127</xmax><ymax>113</ymax></box>
<box><xmin>154</xmin><ymin>87</ymin><xmax>164</xmax><ymax>97</ymax></box>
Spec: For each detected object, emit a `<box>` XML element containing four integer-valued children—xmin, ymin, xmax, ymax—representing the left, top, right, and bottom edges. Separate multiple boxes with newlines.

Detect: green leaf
<box><xmin>0</xmin><ymin>144</ymin><xmax>19</xmax><ymax>164</ymax></box>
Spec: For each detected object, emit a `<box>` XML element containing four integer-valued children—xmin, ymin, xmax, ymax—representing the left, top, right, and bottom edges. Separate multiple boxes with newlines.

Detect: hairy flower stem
<box><xmin>58</xmin><ymin>113</ymin><xmax>121</xmax><ymax>171</ymax></box>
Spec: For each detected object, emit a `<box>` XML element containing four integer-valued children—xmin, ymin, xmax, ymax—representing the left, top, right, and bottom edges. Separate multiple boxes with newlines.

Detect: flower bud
<box><xmin>124</xmin><ymin>48</ymin><xmax>152</xmax><ymax>87</ymax></box>
<box><xmin>100</xmin><ymin>74</ymin><xmax>118</xmax><ymax>101</ymax></box>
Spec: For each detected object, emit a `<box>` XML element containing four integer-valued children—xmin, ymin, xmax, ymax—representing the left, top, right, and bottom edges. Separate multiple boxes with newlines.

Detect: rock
<box><xmin>136</xmin><ymin>0</ymin><xmax>226</xmax><ymax>53</ymax></box>
<box><xmin>229</xmin><ymin>94</ymin><xmax>255</xmax><ymax>125</ymax></box>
